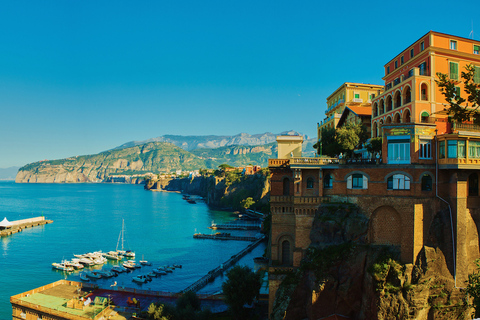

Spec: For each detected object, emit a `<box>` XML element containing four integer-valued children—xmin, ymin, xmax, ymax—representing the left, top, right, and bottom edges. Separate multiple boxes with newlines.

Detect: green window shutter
<box><xmin>474</xmin><ymin>45</ymin><xmax>480</xmax><ymax>54</ymax></box>
<box><xmin>455</xmin><ymin>86</ymin><xmax>461</xmax><ymax>98</ymax></box>
<box><xmin>450</xmin><ymin>62</ymin><xmax>458</xmax><ymax>80</ymax></box>
<box><xmin>355</xmin><ymin>93</ymin><xmax>359</xmax><ymax>99</ymax></box>
<box><xmin>475</xmin><ymin>66</ymin><xmax>480</xmax><ymax>83</ymax></box>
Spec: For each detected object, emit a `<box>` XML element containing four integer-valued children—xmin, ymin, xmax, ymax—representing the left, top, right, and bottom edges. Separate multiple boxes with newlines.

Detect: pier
<box><xmin>209</xmin><ymin>221</ymin><xmax>261</xmax><ymax>230</ymax></box>
<box><xmin>193</xmin><ymin>233</ymin><xmax>260</xmax><ymax>241</ymax></box>
<box><xmin>181</xmin><ymin>235</ymin><xmax>266</xmax><ymax>293</ymax></box>
<box><xmin>0</xmin><ymin>217</ymin><xmax>53</xmax><ymax>237</ymax></box>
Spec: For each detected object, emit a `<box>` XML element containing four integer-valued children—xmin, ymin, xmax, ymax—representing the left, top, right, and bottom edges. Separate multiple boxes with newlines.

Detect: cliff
<box><xmin>145</xmin><ymin>171</ymin><xmax>270</xmax><ymax>211</ymax></box>
<box><xmin>271</xmin><ymin>204</ymin><xmax>471</xmax><ymax>320</ymax></box>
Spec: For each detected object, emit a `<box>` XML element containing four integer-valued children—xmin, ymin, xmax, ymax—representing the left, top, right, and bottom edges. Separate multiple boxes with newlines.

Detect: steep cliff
<box><xmin>145</xmin><ymin>171</ymin><xmax>270</xmax><ymax>211</ymax></box>
<box><xmin>271</xmin><ymin>204</ymin><xmax>471</xmax><ymax>320</ymax></box>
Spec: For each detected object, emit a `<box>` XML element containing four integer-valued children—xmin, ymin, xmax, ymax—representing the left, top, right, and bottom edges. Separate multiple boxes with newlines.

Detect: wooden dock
<box><xmin>0</xmin><ymin>217</ymin><xmax>53</xmax><ymax>237</ymax></box>
<box><xmin>181</xmin><ymin>235</ymin><xmax>266</xmax><ymax>293</ymax></box>
<box><xmin>209</xmin><ymin>221</ymin><xmax>261</xmax><ymax>230</ymax></box>
<box><xmin>193</xmin><ymin>233</ymin><xmax>260</xmax><ymax>241</ymax></box>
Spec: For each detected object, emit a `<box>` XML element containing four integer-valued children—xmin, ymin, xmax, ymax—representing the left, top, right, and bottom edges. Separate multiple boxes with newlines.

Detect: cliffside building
<box><xmin>268</xmin><ymin>31</ymin><xmax>480</xmax><ymax>316</ymax></box>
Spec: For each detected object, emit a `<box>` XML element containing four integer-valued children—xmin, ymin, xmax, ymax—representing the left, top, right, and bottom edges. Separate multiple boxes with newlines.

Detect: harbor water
<box><xmin>0</xmin><ymin>181</ymin><xmax>266</xmax><ymax>319</ymax></box>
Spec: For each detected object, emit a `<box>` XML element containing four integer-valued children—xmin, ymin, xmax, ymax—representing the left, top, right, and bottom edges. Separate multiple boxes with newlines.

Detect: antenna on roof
<box><xmin>469</xmin><ymin>20</ymin><xmax>474</xmax><ymax>39</ymax></box>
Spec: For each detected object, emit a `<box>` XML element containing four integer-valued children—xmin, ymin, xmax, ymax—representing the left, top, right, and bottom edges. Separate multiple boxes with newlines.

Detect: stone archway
<box><xmin>369</xmin><ymin>206</ymin><xmax>402</xmax><ymax>246</ymax></box>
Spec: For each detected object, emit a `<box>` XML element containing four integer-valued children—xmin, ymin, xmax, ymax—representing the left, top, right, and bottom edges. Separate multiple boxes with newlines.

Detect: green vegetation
<box><xmin>145</xmin><ymin>291</ymin><xmax>211</xmax><ymax>320</ymax></box>
<box><xmin>319</xmin><ymin>123</ymin><xmax>368</xmax><ymax>158</ymax></box>
<box><xmin>222</xmin><ymin>265</ymin><xmax>262</xmax><ymax>319</ymax></box>
<box><xmin>240</xmin><ymin>197</ymin><xmax>255</xmax><ymax>212</ymax></box>
<box><xmin>366</xmin><ymin>137</ymin><xmax>382</xmax><ymax>156</ymax></box>
<box><xmin>466</xmin><ymin>258</ymin><xmax>480</xmax><ymax>317</ymax></box>
<box><xmin>436</xmin><ymin>64</ymin><xmax>480</xmax><ymax>124</ymax></box>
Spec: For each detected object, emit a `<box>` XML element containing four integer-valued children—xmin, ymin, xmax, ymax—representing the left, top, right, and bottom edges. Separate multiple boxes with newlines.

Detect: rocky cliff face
<box><xmin>271</xmin><ymin>204</ymin><xmax>471</xmax><ymax>320</ymax></box>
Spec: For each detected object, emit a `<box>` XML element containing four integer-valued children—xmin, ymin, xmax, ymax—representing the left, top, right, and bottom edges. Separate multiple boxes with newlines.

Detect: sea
<box><xmin>0</xmin><ymin>181</ymin><xmax>265</xmax><ymax>319</ymax></box>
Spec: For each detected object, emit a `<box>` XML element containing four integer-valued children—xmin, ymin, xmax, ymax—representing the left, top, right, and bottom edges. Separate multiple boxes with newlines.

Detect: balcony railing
<box><xmin>438</xmin><ymin>158</ymin><xmax>480</xmax><ymax>166</ymax></box>
<box><xmin>452</xmin><ymin>122</ymin><xmax>480</xmax><ymax>132</ymax></box>
<box><xmin>268</xmin><ymin>159</ymin><xmax>290</xmax><ymax>167</ymax></box>
<box><xmin>290</xmin><ymin>157</ymin><xmax>339</xmax><ymax>166</ymax></box>
<box><xmin>270</xmin><ymin>195</ymin><xmax>294</xmax><ymax>203</ymax></box>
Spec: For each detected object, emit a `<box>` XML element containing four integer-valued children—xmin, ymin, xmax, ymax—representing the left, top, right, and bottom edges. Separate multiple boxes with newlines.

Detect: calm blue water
<box><xmin>0</xmin><ymin>181</ymin><xmax>265</xmax><ymax>319</ymax></box>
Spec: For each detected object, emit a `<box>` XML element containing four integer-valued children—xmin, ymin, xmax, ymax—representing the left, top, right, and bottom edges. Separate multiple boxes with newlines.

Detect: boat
<box><xmin>98</xmin><ymin>269</ymin><xmax>115</xmax><ymax>278</ymax></box>
<box><xmin>132</xmin><ymin>275</ymin><xmax>150</xmax><ymax>283</ymax></box>
<box><xmin>147</xmin><ymin>272</ymin><xmax>157</xmax><ymax>278</ymax></box>
<box><xmin>52</xmin><ymin>262</ymin><xmax>74</xmax><ymax>272</ymax></box>
<box><xmin>153</xmin><ymin>268</ymin><xmax>167</xmax><ymax>275</ymax></box>
<box><xmin>86</xmin><ymin>271</ymin><xmax>102</xmax><ymax>279</ymax></box>
<box><xmin>173</xmin><ymin>264</ymin><xmax>182</xmax><ymax>269</ymax></box>
<box><xmin>116</xmin><ymin>219</ymin><xmax>135</xmax><ymax>259</ymax></box>
<box><xmin>187</xmin><ymin>199</ymin><xmax>196</xmax><ymax>204</ymax></box>
<box><xmin>111</xmin><ymin>265</ymin><xmax>127</xmax><ymax>273</ymax></box>
<box><xmin>104</xmin><ymin>251</ymin><xmax>122</xmax><ymax>261</ymax></box>
<box><xmin>123</xmin><ymin>262</ymin><xmax>136</xmax><ymax>269</ymax></box>
<box><xmin>140</xmin><ymin>255</ymin><xmax>151</xmax><ymax>266</ymax></box>
<box><xmin>79</xmin><ymin>273</ymin><xmax>89</xmax><ymax>281</ymax></box>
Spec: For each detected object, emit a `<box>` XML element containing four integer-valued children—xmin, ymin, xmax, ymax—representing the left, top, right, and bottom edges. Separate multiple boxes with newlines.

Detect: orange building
<box><xmin>268</xmin><ymin>31</ymin><xmax>480</xmax><ymax>317</ymax></box>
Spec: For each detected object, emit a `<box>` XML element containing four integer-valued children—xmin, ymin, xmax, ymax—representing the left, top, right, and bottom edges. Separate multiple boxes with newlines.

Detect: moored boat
<box><xmin>132</xmin><ymin>275</ymin><xmax>150</xmax><ymax>283</ymax></box>
<box><xmin>112</xmin><ymin>265</ymin><xmax>127</xmax><ymax>273</ymax></box>
<box><xmin>86</xmin><ymin>271</ymin><xmax>102</xmax><ymax>279</ymax></box>
<box><xmin>52</xmin><ymin>262</ymin><xmax>74</xmax><ymax>272</ymax></box>
<box><xmin>79</xmin><ymin>273</ymin><xmax>89</xmax><ymax>281</ymax></box>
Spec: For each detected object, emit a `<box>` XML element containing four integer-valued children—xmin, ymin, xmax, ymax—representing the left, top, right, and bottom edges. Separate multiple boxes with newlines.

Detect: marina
<box><xmin>0</xmin><ymin>216</ymin><xmax>53</xmax><ymax>237</ymax></box>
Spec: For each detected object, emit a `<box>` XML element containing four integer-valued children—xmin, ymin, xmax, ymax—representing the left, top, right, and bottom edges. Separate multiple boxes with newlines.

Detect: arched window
<box><xmin>469</xmin><ymin>173</ymin><xmax>479</xmax><ymax>196</ymax></box>
<box><xmin>306</xmin><ymin>177</ymin><xmax>314</xmax><ymax>189</ymax></box>
<box><xmin>403</xmin><ymin>109</ymin><xmax>411</xmax><ymax>123</ymax></box>
<box><xmin>387</xmin><ymin>174</ymin><xmax>411</xmax><ymax>190</ymax></box>
<box><xmin>283</xmin><ymin>178</ymin><xmax>290</xmax><ymax>196</ymax></box>
<box><xmin>281</xmin><ymin>240</ymin><xmax>291</xmax><ymax>265</ymax></box>
<box><xmin>386</xmin><ymin>95</ymin><xmax>393</xmax><ymax>112</ymax></box>
<box><xmin>373</xmin><ymin>102</ymin><xmax>378</xmax><ymax>117</ymax></box>
<box><xmin>347</xmin><ymin>174</ymin><xmax>367</xmax><ymax>189</ymax></box>
<box><xmin>394</xmin><ymin>91</ymin><xmax>402</xmax><ymax>108</ymax></box>
<box><xmin>324</xmin><ymin>174</ymin><xmax>332</xmax><ymax>189</ymax></box>
<box><xmin>421</xmin><ymin>174</ymin><xmax>432</xmax><ymax>191</ymax></box>
<box><xmin>404</xmin><ymin>86</ymin><xmax>412</xmax><ymax>104</ymax></box>
<box><xmin>421</xmin><ymin>111</ymin><xmax>429</xmax><ymax>123</ymax></box>
<box><xmin>394</xmin><ymin>113</ymin><xmax>401</xmax><ymax>123</ymax></box>
<box><xmin>372</xmin><ymin>122</ymin><xmax>378</xmax><ymax>138</ymax></box>
<box><xmin>380</xmin><ymin>100</ymin><xmax>385</xmax><ymax>114</ymax></box>
<box><xmin>386</xmin><ymin>116</ymin><xmax>392</xmax><ymax>124</ymax></box>
<box><xmin>421</xmin><ymin>83</ymin><xmax>428</xmax><ymax>101</ymax></box>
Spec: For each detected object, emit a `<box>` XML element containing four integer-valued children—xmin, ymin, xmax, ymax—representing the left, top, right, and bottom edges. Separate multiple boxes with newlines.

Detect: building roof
<box><xmin>336</xmin><ymin>106</ymin><xmax>372</xmax><ymax>128</ymax></box>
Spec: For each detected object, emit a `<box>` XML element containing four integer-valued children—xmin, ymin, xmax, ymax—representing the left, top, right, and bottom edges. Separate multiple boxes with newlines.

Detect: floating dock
<box><xmin>182</xmin><ymin>235</ymin><xmax>266</xmax><ymax>293</ymax></box>
<box><xmin>0</xmin><ymin>217</ymin><xmax>53</xmax><ymax>237</ymax></box>
<box><xmin>209</xmin><ymin>221</ymin><xmax>261</xmax><ymax>230</ymax></box>
<box><xmin>193</xmin><ymin>233</ymin><xmax>259</xmax><ymax>241</ymax></box>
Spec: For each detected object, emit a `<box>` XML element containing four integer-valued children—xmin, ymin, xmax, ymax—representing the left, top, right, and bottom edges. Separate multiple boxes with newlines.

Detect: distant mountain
<box><xmin>0</xmin><ymin>167</ymin><xmax>19</xmax><ymax>180</ymax></box>
<box><xmin>115</xmin><ymin>131</ymin><xmax>306</xmax><ymax>151</ymax></box>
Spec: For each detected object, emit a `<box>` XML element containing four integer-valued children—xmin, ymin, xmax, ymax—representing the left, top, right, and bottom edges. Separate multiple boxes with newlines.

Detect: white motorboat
<box><xmin>132</xmin><ymin>275</ymin><xmax>149</xmax><ymax>283</ymax></box>
<box><xmin>52</xmin><ymin>262</ymin><xmax>74</xmax><ymax>272</ymax></box>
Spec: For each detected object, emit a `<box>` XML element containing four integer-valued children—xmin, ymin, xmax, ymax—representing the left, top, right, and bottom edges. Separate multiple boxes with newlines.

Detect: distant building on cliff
<box><xmin>268</xmin><ymin>31</ymin><xmax>480</xmax><ymax>316</ymax></box>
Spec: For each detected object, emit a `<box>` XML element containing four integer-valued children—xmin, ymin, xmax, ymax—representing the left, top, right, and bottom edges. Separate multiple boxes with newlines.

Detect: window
<box><xmin>447</xmin><ymin>140</ymin><xmax>457</xmax><ymax>158</ymax></box>
<box><xmin>450</xmin><ymin>62</ymin><xmax>459</xmax><ymax>80</ymax></box>
<box><xmin>354</xmin><ymin>93</ymin><xmax>360</xmax><ymax>99</ymax></box>
<box><xmin>475</xmin><ymin>45</ymin><xmax>480</xmax><ymax>55</ymax></box>
<box><xmin>306</xmin><ymin>177</ymin><xmax>314</xmax><ymax>189</ymax></box>
<box><xmin>458</xmin><ymin>140</ymin><xmax>466</xmax><ymax>158</ymax></box>
<box><xmin>421</xmin><ymin>111</ymin><xmax>429</xmax><ymax>123</ymax></box>
<box><xmin>410</xmin><ymin>48</ymin><xmax>414</xmax><ymax>58</ymax></box>
<box><xmin>469</xmin><ymin>173</ymin><xmax>479</xmax><ymax>196</ymax></box>
<box><xmin>469</xmin><ymin>141</ymin><xmax>480</xmax><ymax>158</ymax></box>
<box><xmin>419</xmin><ymin>62</ymin><xmax>427</xmax><ymax>75</ymax></box>
<box><xmin>421</xmin><ymin>41</ymin><xmax>425</xmax><ymax>51</ymax></box>
<box><xmin>454</xmin><ymin>86</ymin><xmax>461</xmax><ymax>98</ymax></box>
<box><xmin>419</xmin><ymin>140</ymin><xmax>432</xmax><ymax>159</ymax></box>
<box><xmin>450</xmin><ymin>40</ymin><xmax>457</xmax><ymax>50</ymax></box>
<box><xmin>323</xmin><ymin>174</ymin><xmax>332</xmax><ymax>189</ymax></box>
<box><xmin>401</xmin><ymin>56</ymin><xmax>404</xmax><ymax>65</ymax></box>
<box><xmin>474</xmin><ymin>66</ymin><xmax>480</xmax><ymax>83</ymax></box>
<box><xmin>347</xmin><ymin>174</ymin><xmax>367</xmax><ymax>189</ymax></box>
<box><xmin>387</xmin><ymin>66</ymin><xmax>390</xmax><ymax>74</ymax></box>
<box><xmin>421</xmin><ymin>174</ymin><xmax>432</xmax><ymax>191</ymax></box>
<box><xmin>370</xmin><ymin>93</ymin><xmax>375</xmax><ymax>99</ymax></box>
<box><xmin>282</xmin><ymin>178</ymin><xmax>290</xmax><ymax>196</ymax></box>
<box><xmin>352</xmin><ymin>174</ymin><xmax>363</xmax><ymax>189</ymax></box>
<box><xmin>387</xmin><ymin>137</ymin><xmax>411</xmax><ymax>164</ymax></box>
<box><xmin>387</xmin><ymin>174</ymin><xmax>411</xmax><ymax>190</ymax></box>
<box><xmin>281</xmin><ymin>240</ymin><xmax>291</xmax><ymax>265</ymax></box>
<box><xmin>395</xmin><ymin>60</ymin><xmax>398</xmax><ymax>69</ymax></box>
<box><xmin>439</xmin><ymin>141</ymin><xmax>445</xmax><ymax>158</ymax></box>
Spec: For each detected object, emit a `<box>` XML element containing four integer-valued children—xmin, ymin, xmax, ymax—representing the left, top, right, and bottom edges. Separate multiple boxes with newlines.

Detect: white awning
<box><xmin>0</xmin><ymin>217</ymin><xmax>13</xmax><ymax>228</ymax></box>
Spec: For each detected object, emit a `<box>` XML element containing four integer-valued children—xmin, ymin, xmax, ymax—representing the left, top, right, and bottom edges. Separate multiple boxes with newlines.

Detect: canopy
<box><xmin>0</xmin><ymin>217</ymin><xmax>13</xmax><ymax>228</ymax></box>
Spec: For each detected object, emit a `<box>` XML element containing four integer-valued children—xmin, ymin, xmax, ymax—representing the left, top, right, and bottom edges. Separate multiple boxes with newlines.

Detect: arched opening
<box><xmin>281</xmin><ymin>240</ymin><xmax>291</xmax><ymax>265</ymax></box>
<box><xmin>403</xmin><ymin>109</ymin><xmax>411</xmax><ymax>123</ymax></box>
<box><xmin>421</xmin><ymin>174</ymin><xmax>432</xmax><ymax>191</ymax></box>
<box><xmin>394</xmin><ymin>91</ymin><xmax>402</xmax><ymax>108</ymax></box>
<box><xmin>421</xmin><ymin>111</ymin><xmax>429</xmax><ymax>123</ymax></box>
<box><xmin>306</xmin><ymin>177</ymin><xmax>314</xmax><ymax>189</ymax></box>
<box><xmin>373</xmin><ymin>102</ymin><xmax>378</xmax><ymax>117</ymax></box>
<box><xmin>324</xmin><ymin>174</ymin><xmax>332</xmax><ymax>189</ymax></box>
<box><xmin>370</xmin><ymin>206</ymin><xmax>402</xmax><ymax>246</ymax></box>
<box><xmin>421</xmin><ymin>83</ymin><xmax>428</xmax><ymax>101</ymax></box>
<box><xmin>393</xmin><ymin>113</ymin><xmax>401</xmax><ymax>123</ymax></box>
<box><xmin>372</xmin><ymin>122</ymin><xmax>378</xmax><ymax>138</ymax></box>
<box><xmin>380</xmin><ymin>99</ymin><xmax>385</xmax><ymax>114</ymax></box>
<box><xmin>386</xmin><ymin>116</ymin><xmax>392</xmax><ymax>124</ymax></box>
<box><xmin>469</xmin><ymin>173</ymin><xmax>479</xmax><ymax>196</ymax></box>
<box><xmin>386</xmin><ymin>95</ymin><xmax>393</xmax><ymax>112</ymax></box>
<box><xmin>404</xmin><ymin>86</ymin><xmax>412</xmax><ymax>104</ymax></box>
<box><xmin>283</xmin><ymin>178</ymin><xmax>290</xmax><ymax>196</ymax></box>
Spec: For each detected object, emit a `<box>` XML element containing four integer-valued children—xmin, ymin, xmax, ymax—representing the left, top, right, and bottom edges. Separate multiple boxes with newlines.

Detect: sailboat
<box><xmin>116</xmin><ymin>219</ymin><xmax>135</xmax><ymax>258</ymax></box>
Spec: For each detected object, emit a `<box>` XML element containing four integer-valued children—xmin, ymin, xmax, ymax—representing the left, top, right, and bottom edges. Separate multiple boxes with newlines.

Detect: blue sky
<box><xmin>0</xmin><ymin>0</ymin><xmax>478</xmax><ymax>168</ymax></box>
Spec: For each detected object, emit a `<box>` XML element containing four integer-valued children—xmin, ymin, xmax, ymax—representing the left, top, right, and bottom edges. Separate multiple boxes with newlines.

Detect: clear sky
<box><xmin>0</xmin><ymin>0</ymin><xmax>478</xmax><ymax>168</ymax></box>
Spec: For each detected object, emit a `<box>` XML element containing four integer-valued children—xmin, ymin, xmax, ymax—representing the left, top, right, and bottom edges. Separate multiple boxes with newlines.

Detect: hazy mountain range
<box><xmin>0</xmin><ymin>167</ymin><xmax>20</xmax><ymax>180</ymax></box>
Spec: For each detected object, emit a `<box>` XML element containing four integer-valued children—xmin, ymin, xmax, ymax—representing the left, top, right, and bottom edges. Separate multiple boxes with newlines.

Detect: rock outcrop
<box><xmin>271</xmin><ymin>204</ymin><xmax>471</xmax><ymax>320</ymax></box>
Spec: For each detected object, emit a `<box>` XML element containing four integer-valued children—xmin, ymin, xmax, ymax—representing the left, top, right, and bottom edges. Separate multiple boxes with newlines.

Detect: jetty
<box><xmin>0</xmin><ymin>217</ymin><xmax>53</xmax><ymax>237</ymax></box>
<box><xmin>181</xmin><ymin>235</ymin><xmax>266</xmax><ymax>293</ymax></box>
<box><xmin>209</xmin><ymin>221</ymin><xmax>261</xmax><ymax>230</ymax></box>
<box><xmin>193</xmin><ymin>233</ymin><xmax>260</xmax><ymax>241</ymax></box>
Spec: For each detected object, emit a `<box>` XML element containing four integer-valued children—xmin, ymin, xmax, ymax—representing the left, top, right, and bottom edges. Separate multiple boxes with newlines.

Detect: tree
<box><xmin>366</xmin><ymin>137</ymin><xmax>382</xmax><ymax>156</ymax></box>
<box><xmin>240</xmin><ymin>197</ymin><xmax>255</xmax><ymax>212</ymax></box>
<box><xmin>320</xmin><ymin>123</ymin><xmax>367</xmax><ymax>158</ymax></box>
<box><xmin>466</xmin><ymin>259</ymin><xmax>480</xmax><ymax>317</ymax></box>
<box><xmin>222</xmin><ymin>265</ymin><xmax>262</xmax><ymax>319</ymax></box>
<box><xmin>320</xmin><ymin>127</ymin><xmax>342</xmax><ymax>157</ymax></box>
<box><xmin>436</xmin><ymin>64</ymin><xmax>480</xmax><ymax>124</ymax></box>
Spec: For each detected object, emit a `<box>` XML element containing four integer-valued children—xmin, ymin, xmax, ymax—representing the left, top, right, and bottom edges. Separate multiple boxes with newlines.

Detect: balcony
<box><xmin>270</xmin><ymin>195</ymin><xmax>294</xmax><ymax>203</ymax></box>
<box><xmin>438</xmin><ymin>157</ymin><xmax>480</xmax><ymax>169</ymax></box>
<box><xmin>351</xmin><ymin>98</ymin><xmax>363</xmax><ymax>103</ymax></box>
<box><xmin>452</xmin><ymin>122</ymin><xmax>480</xmax><ymax>133</ymax></box>
<box><xmin>268</xmin><ymin>159</ymin><xmax>290</xmax><ymax>167</ymax></box>
<box><xmin>290</xmin><ymin>157</ymin><xmax>339</xmax><ymax>167</ymax></box>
